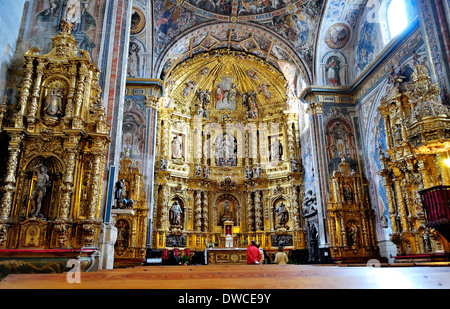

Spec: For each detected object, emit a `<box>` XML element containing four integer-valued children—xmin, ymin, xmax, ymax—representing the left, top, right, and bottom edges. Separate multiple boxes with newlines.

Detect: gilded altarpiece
<box><xmin>377</xmin><ymin>60</ymin><xmax>450</xmax><ymax>259</ymax></box>
<box><xmin>0</xmin><ymin>21</ymin><xmax>110</xmax><ymax>254</ymax></box>
<box><xmin>326</xmin><ymin>160</ymin><xmax>379</xmax><ymax>263</ymax></box>
<box><xmin>111</xmin><ymin>153</ymin><xmax>149</xmax><ymax>268</ymax></box>
<box><xmin>153</xmin><ymin>50</ymin><xmax>306</xmax><ymax>254</ymax></box>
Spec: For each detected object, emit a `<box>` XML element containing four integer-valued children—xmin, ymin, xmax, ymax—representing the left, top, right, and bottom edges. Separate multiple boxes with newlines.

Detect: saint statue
<box><xmin>43</xmin><ymin>84</ymin><xmax>64</xmax><ymax>117</ymax></box>
<box><xmin>169</xmin><ymin>200</ymin><xmax>183</xmax><ymax>226</ymax></box>
<box><xmin>114</xmin><ymin>179</ymin><xmax>126</xmax><ymax>208</ymax></box>
<box><xmin>275</xmin><ymin>201</ymin><xmax>288</xmax><ymax>226</ymax></box>
<box><xmin>253</xmin><ymin>164</ymin><xmax>261</xmax><ymax>178</ymax></box>
<box><xmin>215</xmin><ymin>134</ymin><xmax>236</xmax><ymax>166</ymax></box>
<box><xmin>270</xmin><ymin>136</ymin><xmax>283</xmax><ymax>162</ymax></box>
<box><xmin>29</xmin><ymin>165</ymin><xmax>51</xmax><ymax>218</ymax></box>
<box><xmin>171</xmin><ymin>135</ymin><xmax>183</xmax><ymax>159</ymax></box>
<box><xmin>203</xmin><ymin>165</ymin><xmax>210</xmax><ymax>179</ymax></box>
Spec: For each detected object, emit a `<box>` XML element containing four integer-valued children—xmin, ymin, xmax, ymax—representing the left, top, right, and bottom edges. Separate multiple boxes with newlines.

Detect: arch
<box><xmin>127</xmin><ymin>37</ymin><xmax>146</xmax><ymax>78</ymax></box>
<box><xmin>154</xmin><ymin>21</ymin><xmax>312</xmax><ymax>86</ymax></box>
<box><xmin>21</xmin><ymin>155</ymin><xmax>64</xmax><ymax>220</ymax></box>
<box><xmin>320</xmin><ymin>50</ymin><xmax>348</xmax><ymax>86</ymax></box>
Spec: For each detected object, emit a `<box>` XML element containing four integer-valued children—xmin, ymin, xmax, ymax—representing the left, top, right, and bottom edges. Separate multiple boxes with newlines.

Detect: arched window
<box><xmin>387</xmin><ymin>0</ymin><xmax>409</xmax><ymax>38</ymax></box>
<box><xmin>382</xmin><ymin>0</ymin><xmax>416</xmax><ymax>43</ymax></box>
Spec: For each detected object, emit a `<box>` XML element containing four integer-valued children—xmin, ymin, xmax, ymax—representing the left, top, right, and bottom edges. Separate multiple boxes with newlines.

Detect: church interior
<box><xmin>0</xmin><ymin>0</ymin><xmax>449</xmax><ymax>290</ymax></box>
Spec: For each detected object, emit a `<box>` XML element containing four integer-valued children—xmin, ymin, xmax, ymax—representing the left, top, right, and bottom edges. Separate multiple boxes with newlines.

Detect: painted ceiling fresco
<box><xmin>152</xmin><ymin>0</ymin><xmax>376</xmax><ymax>89</ymax></box>
<box><xmin>153</xmin><ymin>0</ymin><xmax>325</xmax><ymax>83</ymax></box>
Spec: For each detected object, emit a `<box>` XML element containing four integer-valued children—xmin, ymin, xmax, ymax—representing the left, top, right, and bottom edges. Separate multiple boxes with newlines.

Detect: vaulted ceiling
<box><xmin>152</xmin><ymin>0</ymin><xmax>371</xmax><ymax>93</ymax></box>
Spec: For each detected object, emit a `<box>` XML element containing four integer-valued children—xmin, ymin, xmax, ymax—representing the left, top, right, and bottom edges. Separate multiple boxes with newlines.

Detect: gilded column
<box><xmin>244</xmin><ymin>130</ymin><xmax>249</xmax><ymax>166</ymax></box>
<box><xmin>27</xmin><ymin>59</ymin><xmax>46</xmax><ymax>125</ymax></box>
<box><xmin>87</xmin><ymin>151</ymin><xmax>103</xmax><ymax>220</ymax></box>
<box><xmin>292</xmin><ymin>186</ymin><xmax>300</xmax><ymax>230</ymax></box>
<box><xmin>394</xmin><ymin>178</ymin><xmax>408</xmax><ymax>232</ymax></box>
<box><xmin>202</xmin><ymin>191</ymin><xmax>209</xmax><ymax>232</ymax></box>
<box><xmin>16</xmin><ymin>59</ymin><xmax>34</xmax><ymax>127</ymax></box>
<box><xmin>254</xmin><ymin>190</ymin><xmax>262</xmax><ymax>231</ymax></box>
<box><xmin>158</xmin><ymin>184</ymin><xmax>169</xmax><ymax>229</ymax></box>
<box><xmin>73</xmin><ymin>63</ymin><xmax>88</xmax><ymax>126</ymax></box>
<box><xmin>195</xmin><ymin>190</ymin><xmax>202</xmax><ymax>232</ymax></box>
<box><xmin>247</xmin><ymin>191</ymin><xmax>253</xmax><ymax>232</ymax></box>
<box><xmin>0</xmin><ymin>133</ymin><xmax>24</xmax><ymax>221</ymax></box>
<box><xmin>286</xmin><ymin>118</ymin><xmax>295</xmax><ymax>160</ymax></box>
<box><xmin>57</xmin><ymin>147</ymin><xmax>78</xmax><ymax>220</ymax></box>
<box><xmin>250</xmin><ymin>127</ymin><xmax>258</xmax><ymax>165</ymax></box>
<box><xmin>64</xmin><ymin>63</ymin><xmax>78</xmax><ymax>119</ymax></box>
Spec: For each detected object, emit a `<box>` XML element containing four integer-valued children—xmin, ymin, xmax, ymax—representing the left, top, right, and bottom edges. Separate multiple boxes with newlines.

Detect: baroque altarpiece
<box><xmin>377</xmin><ymin>60</ymin><xmax>450</xmax><ymax>259</ymax></box>
<box><xmin>153</xmin><ymin>50</ymin><xmax>306</xmax><ymax>257</ymax></box>
<box><xmin>0</xmin><ymin>20</ymin><xmax>110</xmax><ymax>262</ymax></box>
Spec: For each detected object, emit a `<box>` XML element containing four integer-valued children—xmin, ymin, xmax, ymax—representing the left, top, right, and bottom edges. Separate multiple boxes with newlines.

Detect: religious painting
<box><xmin>355</xmin><ymin>21</ymin><xmax>377</xmax><ymax>75</ymax></box>
<box><xmin>115</xmin><ymin>219</ymin><xmax>131</xmax><ymax>254</ymax></box>
<box><xmin>301</xmin><ymin>129</ymin><xmax>315</xmax><ymax>194</ymax></box>
<box><xmin>371</xmin><ymin>116</ymin><xmax>389</xmax><ymax>228</ymax></box>
<box><xmin>188</xmin><ymin>0</ymin><xmax>232</xmax><ymax>15</ymax></box>
<box><xmin>238</xmin><ymin>0</ymin><xmax>288</xmax><ymax>15</ymax></box>
<box><xmin>273</xmin><ymin>12</ymin><xmax>310</xmax><ymax>49</ymax></box>
<box><xmin>122</xmin><ymin>99</ymin><xmax>147</xmax><ymax>159</ymax></box>
<box><xmin>325</xmin><ymin>23</ymin><xmax>351</xmax><ymax>50</ymax></box>
<box><xmin>215</xmin><ymin>77</ymin><xmax>237</xmax><ymax>110</ymax></box>
<box><xmin>345</xmin><ymin>220</ymin><xmax>360</xmax><ymax>247</ymax></box>
<box><xmin>35</xmin><ymin>0</ymin><xmax>64</xmax><ymax>30</ymax></box>
<box><xmin>322</xmin><ymin>51</ymin><xmax>347</xmax><ymax>86</ymax></box>
<box><xmin>325</xmin><ymin>119</ymin><xmax>357</xmax><ymax>174</ymax></box>
<box><xmin>153</xmin><ymin>0</ymin><xmax>200</xmax><ymax>62</ymax></box>
<box><xmin>34</xmin><ymin>0</ymin><xmax>97</xmax><ymax>54</ymax></box>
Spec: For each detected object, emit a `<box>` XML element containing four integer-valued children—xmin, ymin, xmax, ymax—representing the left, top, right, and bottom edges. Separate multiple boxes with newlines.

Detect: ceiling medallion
<box><xmin>325</xmin><ymin>23</ymin><xmax>351</xmax><ymax>50</ymax></box>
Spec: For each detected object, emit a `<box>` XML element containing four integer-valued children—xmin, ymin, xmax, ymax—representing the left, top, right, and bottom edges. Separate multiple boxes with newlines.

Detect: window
<box><xmin>386</xmin><ymin>0</ymin><xmax>409</xmax><ymax>39</ymax></box>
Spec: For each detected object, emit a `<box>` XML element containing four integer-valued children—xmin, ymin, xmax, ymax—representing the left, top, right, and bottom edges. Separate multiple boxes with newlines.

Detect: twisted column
<box><xmin>0</xmin><ymin>133</ymin><xmax>24</xmax><ymax>221</ymax></box>
<box><xmin>255</xmin><ymin>191</ymin><xmax>262</xmax><ymax>231</ymax></box>
<box><xmin>195</xmin><ymin>190</ymin><xmax>202</xmax><ymax>232</ymax></box>
<box><xmin>247</xmin><ymin>191</ymin><xmax>254</xmax><ymax>232</ymax></box>
<box><xmin>202</xmin><ymin>191</ymin><xmax>209</xmax><ymax>232</ymax></box>
<box><xmin>158</xmin><ymin>185</ymin><xmax>169</xmax><ymax>229</ymax></box>
<box><xmin>58</xmin><ymin>147</ymin><xmax>78</xmax><ymax>220</ymax></box>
